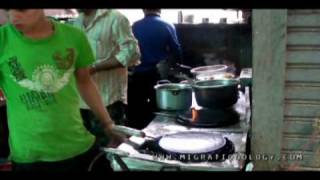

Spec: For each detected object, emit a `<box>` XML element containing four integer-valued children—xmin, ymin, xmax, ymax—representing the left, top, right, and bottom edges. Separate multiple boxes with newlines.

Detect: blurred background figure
<box><xmin>0</xmin><ymin>9</ymin><xmax>8</xmax><ymax>26</ymax></box>
<box><xmin>127</xmin><ymin>9</ymin><xmax>182</xmax><ymax>129</ymax></box>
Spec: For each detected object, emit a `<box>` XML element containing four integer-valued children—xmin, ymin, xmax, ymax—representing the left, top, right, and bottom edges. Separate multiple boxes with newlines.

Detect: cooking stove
<box><xmin>106</xmin><ymin>88</ymin><xmax>251</xmax><ymax>171</ymax></box>
<box><xmin>176</xmin><ymin>106</ymin><xmax>240</xmax><ymax>128</ymax></box>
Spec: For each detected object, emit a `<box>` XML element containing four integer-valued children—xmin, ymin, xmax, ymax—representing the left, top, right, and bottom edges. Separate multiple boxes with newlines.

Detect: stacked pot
<box><xmin>192</xmin><ymin>79</ymin><xmax>239</xmax><ymax>109</ymax></box>
<box><xmin>154</xmin><ymin>65</ymin><xmax>239</xmax><ymax>111</ymax></box>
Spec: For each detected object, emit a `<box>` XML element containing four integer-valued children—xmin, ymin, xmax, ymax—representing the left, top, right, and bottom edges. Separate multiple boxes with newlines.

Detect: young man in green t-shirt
<box><xmin>0</xmin><ymin>9</ymin><xmax>126</xmax><ymax>171</ymax></box>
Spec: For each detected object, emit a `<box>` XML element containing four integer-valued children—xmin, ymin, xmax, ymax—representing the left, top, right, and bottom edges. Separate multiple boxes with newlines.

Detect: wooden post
<box><xmin>251</xmin><ymin>9</ymin><xmax>287</xmax><ymax>170</ymax></box>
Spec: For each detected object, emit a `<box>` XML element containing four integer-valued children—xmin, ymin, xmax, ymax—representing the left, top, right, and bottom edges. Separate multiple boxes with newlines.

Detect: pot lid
<box><xmin>158</xmin><ymin>132</ymin><xmax>226</xmax><ymax>154</ymax></box>
<box><xmin>154</xmin><ymin>83</ymin><xmax>192</xmax><ymax>90</ymax></box>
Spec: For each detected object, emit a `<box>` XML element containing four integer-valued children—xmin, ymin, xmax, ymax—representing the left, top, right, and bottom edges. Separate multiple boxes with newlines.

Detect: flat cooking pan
<box><xmin>139</xmin><ymin>131</ymin><xmax>235</xmax><ymax>162</ymax></box>
<box><xmin>106</xmin><ymin>126</ymin><xmax>235</xmax><ymax>163</ymax></box>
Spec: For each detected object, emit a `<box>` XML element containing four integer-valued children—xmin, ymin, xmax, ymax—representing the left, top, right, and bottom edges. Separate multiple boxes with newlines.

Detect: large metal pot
<box><xmin>193</xmin><ymin>79</ymin><xmax>239</xmax><ymax>108</ymax></box>
<box><xmin>154</xmin><ymin>81</ymin><xmax>192</xmax><ymax>111</ymax></box>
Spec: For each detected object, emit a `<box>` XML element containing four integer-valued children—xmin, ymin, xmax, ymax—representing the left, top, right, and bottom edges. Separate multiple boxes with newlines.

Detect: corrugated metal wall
<box><xmin>282</xmin><ymin>9</ymin><xmax>320</xmax><ymax>170</ymax></box>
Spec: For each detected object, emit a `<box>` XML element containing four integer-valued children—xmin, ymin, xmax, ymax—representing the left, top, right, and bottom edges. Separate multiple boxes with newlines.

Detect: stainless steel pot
<box><xmin>154</xmin><ymin>80</ymin><xmax>192</xmax><ymax>111</ymax></box>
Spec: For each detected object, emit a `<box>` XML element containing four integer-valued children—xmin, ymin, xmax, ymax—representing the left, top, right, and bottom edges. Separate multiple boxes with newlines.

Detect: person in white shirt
<box><xmin>73</xmin><ymin>9</ymin><xmax>140</xmax><ymax>146</ymax></box>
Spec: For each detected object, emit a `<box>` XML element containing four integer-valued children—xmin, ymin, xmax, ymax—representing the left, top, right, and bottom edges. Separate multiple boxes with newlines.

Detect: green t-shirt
<box><xmin>0</xmin><ymin>20</ymin><xmax>96</xmax><ymax>163</ymax></box>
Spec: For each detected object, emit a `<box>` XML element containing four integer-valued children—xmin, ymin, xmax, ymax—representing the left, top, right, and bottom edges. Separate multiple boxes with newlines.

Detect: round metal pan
<box><xmin>139</xmin><ymin>131</ymin><xmax>235</xmax><ymax>162</ymax></box>
<box><xmin>158</xmin><ymin>132</ymin><xmax>226</xmax><ymax>154</ymax></box>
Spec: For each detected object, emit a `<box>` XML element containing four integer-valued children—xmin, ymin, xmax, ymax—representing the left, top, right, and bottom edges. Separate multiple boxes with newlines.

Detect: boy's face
<box><xmin>8</xmin><ymin>9</ymin><xmax>44</xmax><ymax>32</ymax></box>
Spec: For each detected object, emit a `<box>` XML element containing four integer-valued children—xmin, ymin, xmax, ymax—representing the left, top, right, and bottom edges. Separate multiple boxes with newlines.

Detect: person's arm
<box><xmin>74</xmin><ymin>27</ymin><xmax>127</xmax><ymax>147</ymax></box>
<box><xmin>90</xmin><ymin>57</ymin><xmax>123</xmax><ymax>74</ymax></box>
<box><xmin>75</xmin><ymin>67</ymin><xmax>113</xmax><ymax>130</ymax></box>
<box><xmin>91</xmin><ymin>15</ymin><xmax>140</xmax><ymax>74</ymax></box>
<box><xmin>75</xmin><ymin>67</ymin><xmax>126</xmax><ymax>146</ymax></box>
<box><xmin>167</xmin><ymin>24</ymin><xmax>183</xmax><ymax>64</ymax></box>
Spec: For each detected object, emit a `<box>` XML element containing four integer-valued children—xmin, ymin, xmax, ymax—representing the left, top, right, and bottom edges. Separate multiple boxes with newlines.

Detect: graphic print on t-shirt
<box><xmin>7</xmin><ymin>56</ymin><xmax>27</xmax><ymax>81</ymax></box>
<box><xmin>53</xmin><ymin>48</ymin><xmax>75</xmax><ymax>70</ymax></box>
<box><xmin>7</xmin><ymin>48</ymin><xmax>76</xmax><ymax>110</ymax></box>
<box><xmin>19</xmin><ymin>91</ymin><xmax>57</xmax><ymax>110</ymax></box>
<box><xmin>9</xmin><ymin>48</ymin><xmax>75</xmax><ymax>93</ymax></box>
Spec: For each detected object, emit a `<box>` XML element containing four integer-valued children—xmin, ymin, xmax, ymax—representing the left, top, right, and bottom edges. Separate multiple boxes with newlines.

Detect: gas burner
<box><xmin>176</xmin><ymin>107</ymin><xmax>240</xmax><ymax>128</ymax></box>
